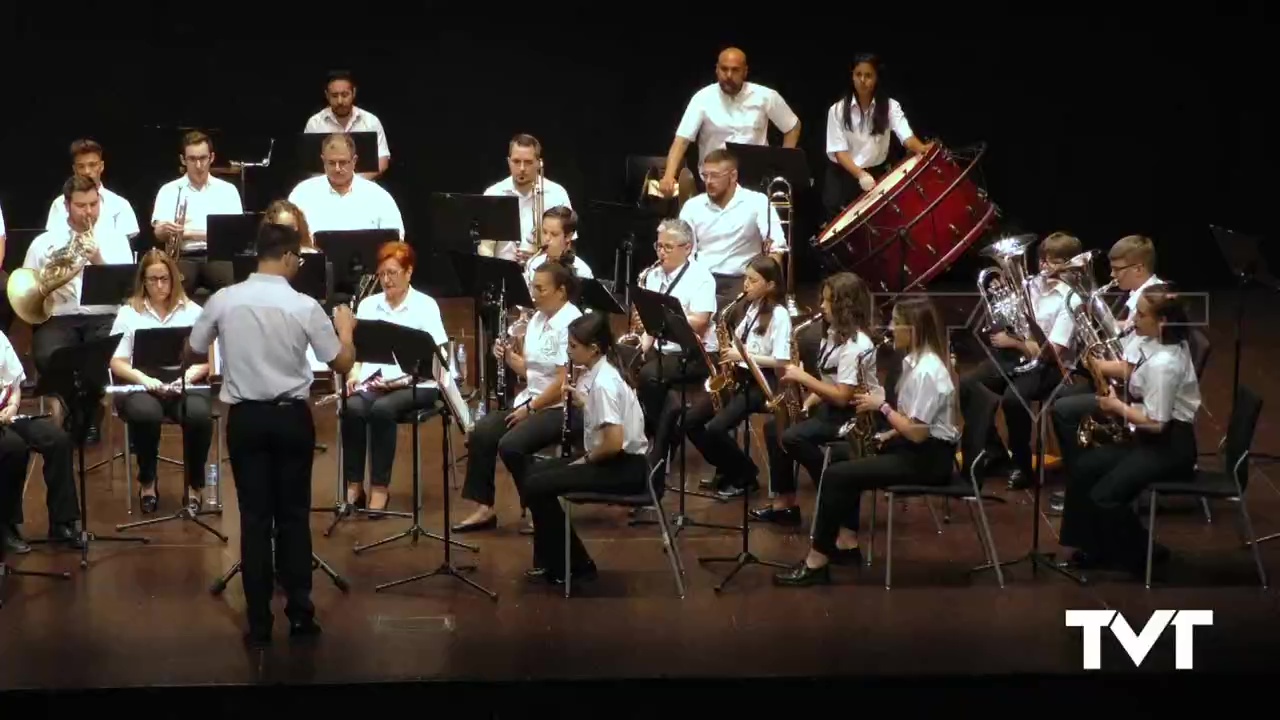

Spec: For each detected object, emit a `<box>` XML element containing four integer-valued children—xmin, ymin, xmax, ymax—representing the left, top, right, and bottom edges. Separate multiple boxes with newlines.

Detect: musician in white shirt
<box><xmin>1059</xmin><ymin>284</ymin><xmax>1200</xmax><ymax>575</ymax></box>
<box><xmin>287</xmin><ymin>133</ymin><xmax>404</xmax><ymax>241</ymax></box>
<box><xmin>678</xmin><ymin>148</ymin><xmax>786</xmax><ymax>307</ymax></box>
<box><xmin>686</xmin><ymin>256</ymin><xmax>791</xmax><ymax>499</ymax></box>
<box><xmin>775</xmin><ymin>296</ymin><xmax>960</xmax><ymax>586</ymax></box>
<box><xmin>151</xmin><ymin>130</ymin><xmax>245</xmax><ymax>298</ymax></box>
<box><xmin>303</xmin><ymin>70</ymin><xmax>391</xmax><ymax>180</ymax></box>
<box><xmin>757</xmin><ymin>271</ymin><xmax>881</xmax><ymax>525</ymax></box>
<box><xmin>822</xmin><ymin>53</ymin><xmax>932</xmax><ymax>218</ymax></box>
<box><xmin>520</xmin><ymin>311</ymin><xmax>650</xmax><ymax>585</ymax></box>
<box><xmin>523</xmin><ymin>206</ymin><xmax>594</xmax><ymax>286</ymax></box>
<box><xmin>45</xmin><ymin>138</ymin><xmax>140</xmax><ymax>240</ymax></box>
<box><xmin>658</xmin><ymin>47</ymin><xmax>800</xmax><ymax>198</ymax></box>
<box><xmin>340</xmin><ymin>242</ymin><xmax>447</xmax><ymax>515</ymax></box>
<box><xmin>482</xmin><ymin>134</ymin><xmax>572</xmax><ymax>263</ymax></box>
<box><xmin>108</xmin><ymin>250</ymin><xmax>212</xmax><ymax>513</ymax></box>
<box><xmin>454</xmin><ymin>262</ymin><xmax>583</xmax><ymax>533</ymax></box>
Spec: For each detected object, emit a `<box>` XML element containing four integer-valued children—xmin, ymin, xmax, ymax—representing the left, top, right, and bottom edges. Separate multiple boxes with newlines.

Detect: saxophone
<box><xmin>6</xmin><ymin>224</ymin><xmax>97</xmax><ymax>325</ymax></box>
<box><xmin>704</xmin><ymin>292</ymin><xmax>745</xmax><ymax>410</ymax></box>
<box><xmin>770</xmin><ymin>312</ymin><xmax>823</xmax><ymax>425</ymax></box>
<box><xmin>837</xmin><ymin>332</ymin><xmax>894</xmax><ymax>458</ymax></box>
<box><xmin>619</xmin><ymin>259</ymin><xmax>660</xmax><ymax>348</ymax></box>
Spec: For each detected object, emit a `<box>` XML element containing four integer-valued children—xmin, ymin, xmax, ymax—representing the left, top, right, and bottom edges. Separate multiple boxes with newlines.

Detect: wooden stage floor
<box><xmin>2</xmin><ymin>284</ymin><xmax>1280</xmax><ymax>697</ymax></box>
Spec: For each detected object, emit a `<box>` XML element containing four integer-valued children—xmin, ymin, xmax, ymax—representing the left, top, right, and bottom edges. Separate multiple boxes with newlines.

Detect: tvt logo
<box><xmin>1065</xmin><ymin>609</ymin><xmax>1214</xmax><ymax>670</ymax></box>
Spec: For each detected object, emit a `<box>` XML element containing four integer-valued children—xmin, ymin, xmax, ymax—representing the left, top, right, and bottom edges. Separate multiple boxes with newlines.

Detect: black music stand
<box><xmin>113</xmin><ymin>327</ymin><xmax>227</xmax><ymax>541</ymax></box>
<box><xmin>368</xmin><ymin>324</ymin><xmax>496</xmax><ymax>601</ymax></box>
<box><xmin>449</xmin><ymin>251</ymin><xmax>531</xmax><ymax>413</ymax></box>
<box><xmin>206</xmin><ymin>213</ymin><xmax>263</xmax><ymax>261</ymax></box>
<box><xmin>585</xmin><ymin>200</ymin><xmax>663</xmax><ymax>308</ymax></box>
<box><xmin>629</xmin><ymin>287</ymin><xmax>737</xmax><ymax>536</ymax></box>
<box><xmin>28</xmin><ymin>334</ymin><xmax>151</xmax><ymax>568</ymax></box>
<box><xmin>210</xmin><ymin>525</ymin><xmax>350</xmax><ymax>596</ymax></box>
<box><xmin>81</xmin><ymin>264</ymin><xmax>137</xmax><ymax>308</ymax></box>
<box><xmin>297</xmin><ymin>131</ymin><xmax>380</xmax><ymax>175</ymax></box>
<box><xmin>577</xmin><ymin>278</ymin><xmax>628</xmax><ymax>317</ymax></box>
<box><xmin>429</xmin><ymin>193</ymin><xmax>523</xmax><ymax>254</ymax></box>
<box><xmin>314</xmin><ymin>229</ymin><xmax>399</xmax><ymax>293</ymax></box>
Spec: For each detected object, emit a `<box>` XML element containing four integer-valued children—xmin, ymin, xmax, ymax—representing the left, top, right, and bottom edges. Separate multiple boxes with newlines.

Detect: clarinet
<box><xmin>560</xmin><ymin>359</ymin><xmax>572</xmax><ymax>458</ymax></box>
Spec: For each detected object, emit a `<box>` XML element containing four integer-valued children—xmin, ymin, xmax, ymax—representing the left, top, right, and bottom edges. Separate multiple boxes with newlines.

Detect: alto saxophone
<box><xmin>837</xmin><ymin>332</ymin><xmax>894</xmax><ymax>458</ymax></box>
<box><xmin>619</xmin><ymin>260</ymin><xmax>660</xmax><ymax>348</ymax></box>
<box><xmin>773</xmin><ymin>312</ymin><xmax>824</xmax><ymax>425</ymax></box>
<box><xmin>704</xmin><ymin>292</ymin><xmax>745</xmax><ymax>411</ymax></box>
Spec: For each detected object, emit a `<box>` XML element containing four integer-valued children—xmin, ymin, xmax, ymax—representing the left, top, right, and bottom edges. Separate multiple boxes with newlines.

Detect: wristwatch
<box><xmin>879</xmin><ymin>402</ymin><xmax>892</xmax><ymax>417</ymax></box>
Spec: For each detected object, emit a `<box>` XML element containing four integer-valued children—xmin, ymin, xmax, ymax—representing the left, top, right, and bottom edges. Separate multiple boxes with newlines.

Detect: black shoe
<box><xmin>3</xmin><ymin>525</ymin><xmax>30</xmax><ymax>555</ymax></box>
<box><xmin>289</xmin><ymin>619</ymin><xmax>322</xmax><ymax>640</ymax></box>
<box><xmin>716</xmin><ymin>478</ymin><xmax>760</xmax><ymax>500</ymax></box>
<box><xmin>524</xmin><ymin>567</ymin><xmax>549</xmax><ymax>581</ymax></box>
<box><xmin>451</xmin><ymin>516</ymin><xmax>497</xmax><ymax>533</ymax></box>
<box><xmin>546</xmin><ymin>563</ymin><xmax>599</xmax><ymax>585</ymax></box>
<box><xmin>699</xmin><ymin>472</ymin><xmax>727</xmax><ymax>490</ymax></box>
<box><xmin>829</xmin><ymin>546</ymin><xmax>863</xmax><ymax>566</ymax></box>
<box><xmin>773</xmin><ymin>561</ymin><xmax>831</xmax><ymax>586</ymax></box>
<box><xmin>748</xmin><ymin>505</ymin><xmax>801</xmax><ymax>526</ymax></box>
<box><xmin>1006</xmin><ymin>468</ymin><xmax>1034</xmax><ymax>491</ymax></box>
<box><xmin>48</xmin><ymin>523</ymin><xmax>83</xmax><ymax>550</ymax></box>
<box><xmin>243</xmin><ymin>629</ymin><xmax>272</xmax><ymax>649</ymax></box>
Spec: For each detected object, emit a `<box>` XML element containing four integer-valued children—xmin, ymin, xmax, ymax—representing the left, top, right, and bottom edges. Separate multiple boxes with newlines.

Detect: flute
<box><xmin>314</xmin><ymin>371</ymin><xmax>412</xmax><ymax>407</ymax></box>
<box><xmin>104</xmin><ymin>383</ymin><xmax>211</xmax><ymax>394</ymax></box>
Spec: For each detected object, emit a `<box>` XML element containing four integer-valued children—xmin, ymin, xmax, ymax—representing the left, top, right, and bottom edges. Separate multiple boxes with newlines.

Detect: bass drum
<box><xmin>813</xmin><ymin>143</ymin><xmax>998</xmax><ymax>296</ymax></box>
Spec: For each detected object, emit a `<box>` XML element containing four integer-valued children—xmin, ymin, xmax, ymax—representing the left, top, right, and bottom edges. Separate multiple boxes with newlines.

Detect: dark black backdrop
<box><xmin>1</xmin><ymin>10</ymin><xmax>1273</xmax><ymax>294</ymax></box>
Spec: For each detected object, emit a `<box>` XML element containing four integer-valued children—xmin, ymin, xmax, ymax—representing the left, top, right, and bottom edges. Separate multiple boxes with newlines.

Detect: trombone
<box><xmin>766</xmin><ymin>176</ymin><xmax>799</xmax><ymax>316</ymax></box>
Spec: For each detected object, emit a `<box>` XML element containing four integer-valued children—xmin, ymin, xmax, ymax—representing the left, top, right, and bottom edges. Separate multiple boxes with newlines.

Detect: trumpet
<box><xmin>168</xmin><ymin>191</ymin><xmax>188</xmax><ymax>259</ymax></box>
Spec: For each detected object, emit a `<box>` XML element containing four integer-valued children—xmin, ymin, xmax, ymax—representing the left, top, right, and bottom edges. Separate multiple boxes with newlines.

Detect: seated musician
<box><xmin>1058</xmin><ymin>283</ymin><xmax>1198</xmax><ymax>575</ymax></box>
<box><xmin>454</xmin><ymin>261</ymin><xmax>583</xmax><ymax>533</ymax></box>
<box><xmin>107</xmin><ymin>249</ymin><xmax>213</xmax><ymax>513</ymax></box>
<box><xmin>287</xmin><ymin>133</ymin><xmax>404</xmax><ymax>238</ymax></box>
<box><xmin>340</xmin><ymin>241</ymin><xmax>446</xmax><ymax>513</ymax></box>
<box><xmin>960</xmin><ymin>232</ymin><xmax>1081</xmax><ymax>489</ymax></box>
<box><xmin>756</xmin><ymin>271</ymin><xmax>879</xmax><ymax>525</ymax></box>
<box><xmin>304</xmin><ymin>70</ymin><xmax>392</xmax><ymax>180</ymax></box>
<box><xmin>482</xmin><ymin>134</ymin><xmax>572</xmax><ymax>262</ymax></box>
<box><xmin>520</xmin><ymin>311</ymin><xmax>650</xmax><ymax>585</ymax></box>
<box><xmin>774</xmin><ymin>296</ymin><xmax>959</xmax><ymax>586</ymax></box>
<box><xmin>523</xmin><ymin>206</ymin><xmax>594</xmax><ymax>285</ymax></box>
<box><xmin>151</xmin><ymin>130</ymin><xmax>245</xmax><ymax>299</ymax></box>
<box><xmin>685</xmin><ymin>255</ymin><xmax>791</xmax><ymax>499</ymax></box>
<box><xmin>261</xmin><ymin>199</ymin><xmax>335</xmax><ymax>302</ymax></box>
<box><xmin>46</xmin><ymin>138</ymin><xmax>140</xmax><ymax>241</ymax></box>
<box><xmin>24</xmin><ymin>175</ymin><xmax>135</xmax><ymax>443</ymax></box>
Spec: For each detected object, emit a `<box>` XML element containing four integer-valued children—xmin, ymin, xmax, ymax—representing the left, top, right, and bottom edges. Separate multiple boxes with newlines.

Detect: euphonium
<box><xmin>976</xmin><ymin>234</ymin><xmax>1041</xmax><ymax>375</ymax></box>
<box><xmin>704</xmin><ymin>291</ymin><xmax>745</xmax><ymax>410</ymax></box>
<box><xmin>7</xmin><ymin>223</ymin><xmax>96</xmax><ymax>325</ymax></box>
<box><xmin>1055</xmin><ymin>251</ymin><xmax>1132</xmax><ymax>447</ymax></box>
<box><xmin>837</xmin><ymin>332</ymin><xmax>894</xmax><ymax>458</ymax></box>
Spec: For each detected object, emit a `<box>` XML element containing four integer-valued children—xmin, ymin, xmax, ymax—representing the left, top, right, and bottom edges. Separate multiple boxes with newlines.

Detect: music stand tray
<box><xmin>298</xmin><ymin>131</ymin><xmax>379</xmax><ymax>175</ymax></box>
<box><xmin>81</xmin><ymin>264</ymin><xmax>137</xmax><ymax>307</ymax></box>
<box><xmin>206</xmin><ymin>213</ymin><xmax>264</xmax><ymax>261</ymax></box>
<box><xmin>725</xmin><ymin>143</ymin><xmax>812</xmax><ymax>191</ymax></box>
<box><xmin>314</xmin><ymin>229</ymin><xmax>399</xmax><ymax>283</ymax></box>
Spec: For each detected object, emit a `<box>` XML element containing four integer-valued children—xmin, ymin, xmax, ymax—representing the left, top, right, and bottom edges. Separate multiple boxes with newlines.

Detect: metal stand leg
<box><xmin>0</xmin><ymin>562</ymin><xmax>72</xmax><ymax>608</ymax></box>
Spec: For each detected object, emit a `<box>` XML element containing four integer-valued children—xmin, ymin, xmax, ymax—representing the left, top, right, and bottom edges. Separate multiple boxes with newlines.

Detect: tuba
<box><xmin>768</xmin><ymin>311</ymin><xmax>823</xmax><ymax>428</ymax></box>
<box><xmin>704</xmin><ymin>291</ymin><xmax>746</xmax><ymax>410</ymax></box>
<box><xmin>837</xmin><ymin>332</ymin><xmax>895</xmax><ymax>458</ymax></box>
<box><xmin>976</xmin><ymin>234</ymin><xmax>1042</xmax><ymax>375</ymax></box>
<box><xmin>7</xmin><ymin>224</ymin><xmax>97</xmax><ymax>325</ymax></box>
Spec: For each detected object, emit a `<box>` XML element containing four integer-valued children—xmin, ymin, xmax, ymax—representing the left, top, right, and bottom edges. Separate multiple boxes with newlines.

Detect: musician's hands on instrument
<box><xmin>568</xmin><ymin>384</ymin><xmax>588</xmax><ymax>409</ymax></box>
<box><xmin>989</xmin><ymin>331</ymin><xmax>1019</xmax><ymax>350</ymax></box>
<box><xmin>858</xmin><ymin>172</ymin><xmax>877</xmax><ymax>192</ymax></box>
<box><xmin>142</xmin><ymin>376</ymin><xmax>167</xmax><ymax>394</ymax></box>
<box><xmin>1098</xmin><ymin>387</ymin><xmax>1125</xmax><ymax>415</ymax></box>
<box><xmin>183</xmin><ymin>365</ymin><xmax>204</xmax><ymax>385</ymax></box>
<box><xmin>874</xmin><ymin>429</ymin><xmax>897</xmax><ymax>445</ymax></box>
<box><xmin>802</xmin><ymin>392</ymin><xmax>822</xmax><ymax>413</ymax></box>
<box><xmin>505</xmin><ymin>404</ymin><xmax>530</xmax><ymax>428</ymax></box>
<box><xmin>0</xmin><ymin>404</ymin><xmax>17</xmax><ymax>425</ymax></box>
<box><xmin>780</xmin><ymin>363</ymin><xmax>810</xmax><ymax>385</ymax></box>
<box><xmin>721</xmin><ymin>347</ymin><xmax>743</xmax><ymax>363</ymax></box>
<box><xmin>853</xmin><ymin>388</ymin><xmax>887</xmax><ymax>414</ymax></box>
<box><xmin>345</xmin><ymin>375</ymin><xmax>361</xmax><ymax>394</ymax></box>
<box><xmin>332</xmin><ymin>305</ymin><xmax>356</xmax><ymax>337</ymax></box>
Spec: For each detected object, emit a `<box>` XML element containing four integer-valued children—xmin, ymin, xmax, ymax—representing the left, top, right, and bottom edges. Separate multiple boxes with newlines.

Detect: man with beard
<box><xmin>304</xmin><ymin>70</ymin><xmax>391</xmax><ymax>180</ymax></box>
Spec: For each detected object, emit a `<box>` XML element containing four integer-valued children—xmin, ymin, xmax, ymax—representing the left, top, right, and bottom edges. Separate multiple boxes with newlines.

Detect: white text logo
<box><xmin>1065</xmin><ymin>609</ymin><xmax>1213</xmax><ymax>669</ymax></box>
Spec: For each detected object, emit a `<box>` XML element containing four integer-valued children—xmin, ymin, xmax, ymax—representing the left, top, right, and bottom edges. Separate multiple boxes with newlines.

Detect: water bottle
<box><xmin>206</xmin><ymin>463</ymin><xmax>219</xmax><ymax>507</ymax></box>
<box><xmin>454</xmin><ymin>339</ymin><xmax>467</xmax><ymax>385</ymax></box>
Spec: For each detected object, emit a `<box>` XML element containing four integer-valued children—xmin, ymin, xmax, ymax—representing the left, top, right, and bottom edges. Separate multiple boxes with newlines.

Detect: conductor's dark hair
<box><xmin>62</xmin><ymin>174</ymin><xmax>98</xmax><ymax>203</ymax></box>
<box><xmin>568</xmin><ymin>312</ymin><xmax>619</xmax><ymax>369</ymax></box>
<box><xmin>256</xmin><ymin>222</ymin><xmax>302</xmax><ymax>260</ymax></box>
<box><xmin>534</xmin><ymin>259</ymin><xmax>580</xmax><ymax>304</ymax></box>
<box><xmin>326</xmin><ymin>70</ymin><xmax>355</xmax><ymax>87</ymax></box>
<box><xmin>842</xmin><ymin>53</ymin><xmax>890</xmax><ymax>136</ymax></box>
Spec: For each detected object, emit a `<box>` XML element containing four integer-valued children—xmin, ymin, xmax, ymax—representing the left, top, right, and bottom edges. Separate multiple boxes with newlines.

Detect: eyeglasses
<box><xmin>144</xmin><ymin>276</ymin><xmax>171</xmax><ymax>285</ymax></box>
<box><xmin>654</xmin><ymin>241</ymin><xmax>688</xmax><ymax>253</ymax></box>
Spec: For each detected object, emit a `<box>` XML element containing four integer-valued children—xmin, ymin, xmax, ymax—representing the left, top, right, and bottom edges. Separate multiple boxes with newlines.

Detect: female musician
<box><xmin>107</xmin><ymin>249</ymin><xmax>213</xmax><ymax>512</ymax></box>
<box><xmin>754</xmin><ymin>271</ymin><xmax>880</xmax><ymax>525</ymax></box>
<box><xmin>520</xmin><ymin>311</ymin><xmax>650</xmax><ymax>583</ymax></box>
<box><xmin>454</xmin><ymin>261</ymin><xmax>583</xmax><ymax>532</ymax></box>
<box><xmin>685</xmin><ymin>255</ymin><xmax>791</xmax><ymax>498</ymax></box>
<box><xmin>774</xmin><ymin>296</ymin><xmax>959</xmax><ymax>586</ymax></box>
<box><xmin>1058</xmin><ymin>283</ymin><xmax>1198</xmax><ymax>573</ymax></box>
<box><xmin>340</xmin><ymin>241</ymin><xmax>448</xmax><ymax>513</ymax></box>
<box><xmin>822</xmin><ymin>53</ymin><xmax>932</xmax><ymax>219</ymax></box>
<box><xmin>523</xmin><ymin>206</ymin><xmax>594</xmax><ymax>284</ymax></box>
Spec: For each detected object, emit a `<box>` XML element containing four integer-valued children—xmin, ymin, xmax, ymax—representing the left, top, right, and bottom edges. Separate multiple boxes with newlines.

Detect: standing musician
<box><xmin>453</xmin><ymin>262</ymin><xmax>582</xmax><ymax>533</ymax></box>
<box><xmin>822</xmin><ymin>53</ymin><xmax>932</xmax><ymax>219</ymax></box>
<box><xmin>287</xmin><ymin>133</ymin><xmax>404</xmax><ymax>238</ymax></box>
<box><xmin>523</xmin><ymin>206</ymin><xmax>594</xmax><ymax>285</ymax></box>
<box><xmin>774</xmin><ymin>296</ymin><xmax>960</xmax><ymax>586</ymax></box>
<box><xmin>960</xmin><ymin>232</ymin><xmax>1081</xmax><ymax>488</ymax></box>
<box><xmin>185</xmin><ymin>222</ymin><xmax>356</xmax><ymax>646</ymax></box>
<box><xmin>520</xmin><ymin>311</ymin><xmax>650</xmax><ymax>585</ymax></box>
<box><xmin>304</xmin><ymin>70</ymin><xmax>392</xmax><ymax>180</ymax></box>
<box><xmin>340</xmin><ymin>241</ymin><xmax>448</xmax><ymax>515</ymax></box>
<box><xmin>0</xmin><ymin>329</ymin><xmax>78</xmax><ymax>553</ymax></box>
<box><xmin>755</xmin><ymin>271</ymin><xmax>879</xmax><ymax>525</ymax></box>
<box><xmin>1057</xmin><ymin>283</ymin><xmax>1198</xmax><ymax>575</ymax></box>
<box><xmin>678</xmin><ymin>148</ymin><xmax>787</xmax><ymax>308</ymax></box>
<box><xmin>658</xmin><ymin>46</ymin><xmax>801</xmax><ymax>197</ymax></box>
<box><xmin>45</xmin><ymin>138</ymin><xmax>141</xmax><ymax>240</ymax></box>
<box><xmin>151</xmin><ymin>130</ymin><xmax>245</xmax><ymax>299</ymax></box>
<box><xmin>482</xmin><ymin>134</ymin><xmax>572</xmax><ymax>262</ymax></box>
<box><xmin>685</xmin><ymin>255</ymin><xmax>791</xmax><ymax>499</ymax></box>
<box><xmin>107</xmin><ymin>250</ymin><xmax>213</xmax><ymax>514</ymax></box>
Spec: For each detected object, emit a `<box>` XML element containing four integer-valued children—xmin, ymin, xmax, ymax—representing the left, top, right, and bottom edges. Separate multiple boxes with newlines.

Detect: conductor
<box><xmin>185</xmin><ymin>222</ymin><xmax>356</xmax><ymax>647</ymax></box>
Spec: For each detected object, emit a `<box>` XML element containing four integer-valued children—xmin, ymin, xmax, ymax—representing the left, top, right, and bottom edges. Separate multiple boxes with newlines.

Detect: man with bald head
<box><xmin>658</xmin><ymin>47</ymin><xmax>801</xmax><ymax>197</ymax></box>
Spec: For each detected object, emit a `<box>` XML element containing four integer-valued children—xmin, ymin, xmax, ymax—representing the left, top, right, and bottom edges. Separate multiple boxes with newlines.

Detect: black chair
<box><xmin>560</xmin><ymin>459</ymin><xmax>684</xmax><ymax>598</ymax></box>
<box><xmin>1187</xmin><ymin>327</ymin><xmax>1212</xmax><ymax>380</ymax></box>
<box><xmin>1142</xmin><ymin>385</ymin><xmax>1269</xmax><ymax>589</ymax></box>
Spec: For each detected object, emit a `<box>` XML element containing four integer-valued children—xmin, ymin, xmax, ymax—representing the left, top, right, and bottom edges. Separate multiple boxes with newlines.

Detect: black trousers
<box><xmin>521</xmin><ymin>453</ymin><xmax>650</xmax><ymax>578</ymax></box>
<box><xmin>225</xmin><ymin>399</ymin><xmax>316</xmax><ymax>631</ymax></box>
<box><xmin>461</xmin><ymin>404</ymin><xmax>565</xmax><ymax>508</ymax></box>
<box><xmin>1059</xmin><ymin>420</ymin><xmax>1196</xmax><ymax>565</ymax></box>
<box><xmin>959</xmin><ymin>353</ymin><xmax>1066</xmax><ymax>475</ymax></box>
<box><xmin>340</xmin><ymin>387</ymin><xmax>439</xmax><ymax>487</ymax></box>
<box><xmin>811</xmin><ymin>437</ymin><xmax>955</xmax><ymax>555</ymax></box>
<box><xmin>0</xmin><ymin>426</ymin><xmax>31</xmax><ymax>537</ymax></box>
<box><xmin>685</xmin><ymin>367</ymin><xmax>770</xmax><ymax>483</ymax></box>
<box><xmin>1049</xmin><ymin>377</ymin><xmax>1101</xmax><ymax>469</ymax></box>
<box><xmin>2</xmin><ymin>418</ymin><xmax>77</xmax><ymax>527</ymax></box>
<box><xmin>115</xmin><ymin>390</ymin><xmax>214</xmax><ymax>489</ymax></box>
<box><xmin>0</xmin><ymin>269</ymin><xmax>14</xmax><ymax>335</ymax></box>
<box><xmin>764</xmin><ymin>403</ymin><xmax>854</xmax><ymax>495</ymax></box>
<box><xmin>638</xmin><ymin>350</ymin><xmax>710</xmax><ymax>466</ymax></box>
<box><xmin>176</xmin><ymin>256</ymin><xmax>234</xmax><ymax>302</ymax></box>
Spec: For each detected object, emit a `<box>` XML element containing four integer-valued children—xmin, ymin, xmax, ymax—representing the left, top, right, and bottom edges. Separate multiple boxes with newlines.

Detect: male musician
<box><xmin>46</xmin><ymin>138</ymin><xmax>140</xmax><ymax>240</ymax></box>
<box><xmin>186</xmin><ymin>222</ymin><xmax>356</xmax><ymax>647</ymax></box>
<box><xmin>287</xmin><ymin>133</ymin><xmax>404</xmax><ymax>237</ymax></box>
<box><xmin>960</xmin><ymin>232</ymin><xmax>1082</xmax><ymax>489</ymax></box>
<box><xmin>0</xmin><ymin>329</ymin><xmax>79</xmax><ymax>553</ymax></box>
<box><xmin>151</xmin><ymin>130</ymin><xmax>245</xmax><ymax>299</ymax></box>
<box><xmin>482</xmin><ymin>134</ymin><xmax>572</xmax><ymax>262</ymax></box>
<box><xmin>24</xmin><ymin>176</ymin><xmax>135</xmax><ymax>444</ymax></box>
<box><xmin>304</xmin><ymin>70</ymin><xmax>391</xmax><ymax>180</ymax></box>
<box><xmin>678</xmin><ymin>148</ymin><xmax>787</xmax><ymax>308</ymax></box>
<box><xmin>658</xmin><ymin>47</ymin><xmax>801</xmax><ymax>197</ymax></box>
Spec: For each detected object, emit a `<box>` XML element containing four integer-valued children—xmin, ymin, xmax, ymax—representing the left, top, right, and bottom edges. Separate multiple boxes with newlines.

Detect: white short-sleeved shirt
<box><xmin>151</xmin><ymin>175</ymin><xmax>244</xmax><ymax>254</ymax></box>
<box><xmin>824</xmin><ymin>329</ymin><xmax>883</xmax><ymax>394</ymax></box>
<box><xmin>354</xmin><ymin>287</ymin><xmax>449</xmax><ymax>388</ymax></box>
<box><xmin>287</xmin><ymin>175</ymin><xmax>404</xmax><ymax>238</ymax></box>
<box><xmin>513</xmin><ymin>302</ymin><xmax>582</xmax><ymax>409</ymax></box>
<box><xmin>1128</xmin><ymin>339</ymin><xmax>1200</xmax><ymax>424</ymax></box>
<box><xmin>482</xmin><ymin>176</ymin><xmax>573</xmax><ymax>261</ymax></box>
<box><xmin>640</xmin><ymin>259</ymin><xmax>718</xmax><ymax>354</ymax></box>
<box><xmin>48</xmin><ymin>185</ymin><xmax>140</xmax><ymax>238</ymax></box>
<box><xmin>109</xmin><ymin>298</ymin><xmax>203</xmax><ymax>369</ymax></box>
<box><xmin>676</xmin><ymin>82</ymin><xmax>799</xmax><ymax>165</ymax></box>
<box><xmin>897</xmin><ymin>349</ymin><xmax>960</xmax><ymax>443</ymax></box>
<box><xmin>0</xmin><ymin>201</ymin><xmax>6</xmax><ymax>237</ymax></box>
<box><xmin>679</xmin><ymin>187</ymin><xmax>787</xmax><ymax>276</ymax></box>
<box><xmin>1028</xmin><ymin>277</ymin><xmax>1080</xmax><ymax>365</ymax></box>
<box><xmin>731</xmin><ymin>300</ymin><xmax>791</xmax><ymax>368</ymax></box>
<box><xmin>524</xmin><ymin>252</ymin><xmax>593</xmax><ymax>286</ymax></box>
<box><xmin>304</xmin><ymin>106</ymin><xmax>391</xmax><ymax>159</ymax></box>
<box><xmin>824</xmin><ymin>98</ymin><xmax>915</xmax><ymax>168</ymax></box>
<box><xmin>579</xmin><ymin>355</ymin><xmax>648</xmax><ymax>457</ymax></box>
<box><xmin>0</xmin><ymin>332</ymin><xmax>25</xmax><ymax>390</ymax></box>
<box><xmin>22</xmin><ymin>226</ymin><xmax>135</xmax><ymax>316</ymax></box>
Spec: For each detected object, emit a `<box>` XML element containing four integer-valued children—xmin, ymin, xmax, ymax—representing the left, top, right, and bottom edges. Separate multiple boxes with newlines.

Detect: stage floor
<box><xmin>2</xmin><ymin>285</ymin><xmax>1279</xmax><ymax>694</ymax></box>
